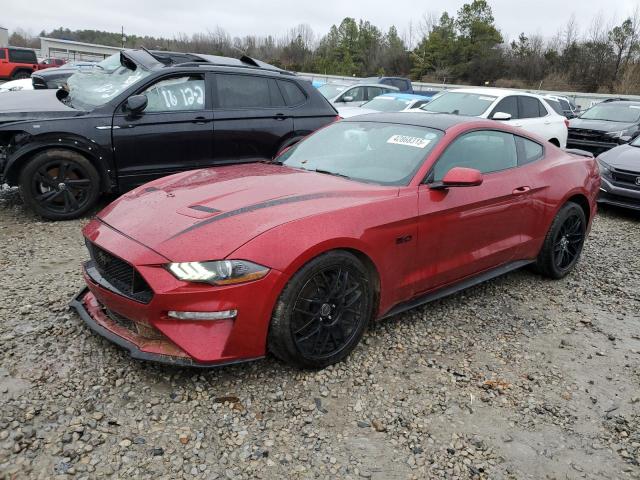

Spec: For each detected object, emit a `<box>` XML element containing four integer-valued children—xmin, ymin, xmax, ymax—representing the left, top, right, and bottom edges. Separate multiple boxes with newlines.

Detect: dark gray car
<box><xmin>597</xmin><ymin>139</ymin><xmax>640</xmax><ymax>210</ymax></box>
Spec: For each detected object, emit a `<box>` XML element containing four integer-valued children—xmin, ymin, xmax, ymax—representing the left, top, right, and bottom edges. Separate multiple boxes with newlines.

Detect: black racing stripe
<box><xmin>170</xmin><ymin>192</ymin><xmax>343</xmax><ymax>239</ymax></box>
<box><xmin>189</xmin><ymin>205</ymin><xmax>220</xmax><ymax>213</ymax></box>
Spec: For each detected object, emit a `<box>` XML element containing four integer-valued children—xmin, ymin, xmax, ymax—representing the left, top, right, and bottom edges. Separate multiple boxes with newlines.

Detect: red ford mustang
<box><xmin>71</xmin><ymin>113</ymin><xmax>600</xmax><ymax>369</ymax></box>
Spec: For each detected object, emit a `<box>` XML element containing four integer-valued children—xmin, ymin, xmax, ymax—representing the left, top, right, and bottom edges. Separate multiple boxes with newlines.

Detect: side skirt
<box><xmin>380</xmin><ymin>259</ymin><xmax>534</xmax><ymax>320</ymax></box>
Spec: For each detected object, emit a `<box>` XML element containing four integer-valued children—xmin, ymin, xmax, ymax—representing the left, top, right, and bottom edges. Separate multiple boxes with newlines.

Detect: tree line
<box><xmin>8</xmin><ymin>0</ymin><xmax>640</xmax><ymax>94</ymax></box>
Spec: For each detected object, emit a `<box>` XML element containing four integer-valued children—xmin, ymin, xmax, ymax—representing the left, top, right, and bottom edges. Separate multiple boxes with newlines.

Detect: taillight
<box><xmin>564</xmin><ymin>119</ymin><xmax>569</xmax><ymax>128</ymax></box>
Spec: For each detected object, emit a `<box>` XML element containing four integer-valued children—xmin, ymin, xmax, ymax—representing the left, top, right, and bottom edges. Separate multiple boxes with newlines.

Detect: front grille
<box><xmin>611</xmin><ymin>168</ymin><xmax>640</xmax><ymax>189</ymax></box>
<box><xmin>568</xmin><ymin>129</ymin><xmax>609</xmax><ymax>141</ymax></box>
<box><xmin>105</xmin><ymin>308</ymin><xmax>165</xmax><ymax>340</ymax></box>
<box><xmin>86</xmin><ymin>241</ymin><xmax>153</xmax><ymax>303</ymax></box>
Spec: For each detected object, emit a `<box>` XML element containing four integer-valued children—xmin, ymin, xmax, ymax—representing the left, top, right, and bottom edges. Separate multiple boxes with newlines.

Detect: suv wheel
<box><xmin>12</xmin><ymin>70</ymin><xmax>32</xmax><ymax>80</ymax></box>
<box><xmin>19</xmin><ymin>149</ymin><xmax>101</xmax><ymax>220</ymax></box>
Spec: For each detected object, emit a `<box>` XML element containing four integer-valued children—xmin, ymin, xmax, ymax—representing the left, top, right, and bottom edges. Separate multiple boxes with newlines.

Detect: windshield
<box><xmin>279</xmin><ymin>121</ymin><xmax>443</xmax><ymax>186</ymax></box>
<box><xmin>65</xmin><ymin>53</ymin><xmax>151</xmax><ymax>110</ymax></box>
<box><xmin>318</xmin><ymin>83</ymin><xmax>349</xmax><ymax>99</ymax></box>
<box><xmin>421</xmin><ymin>92</ymin><xmax>496</xmax><ymax>116</ymax></box>
<box><xmin>362</xmin><ymin>96</ymin><xmax>413</xmax><ymax>112</ymax></box>
<box><xmin>579</xmin><ymin>103</ymin><xmax>640</xmax><ymax>123</ymax></box>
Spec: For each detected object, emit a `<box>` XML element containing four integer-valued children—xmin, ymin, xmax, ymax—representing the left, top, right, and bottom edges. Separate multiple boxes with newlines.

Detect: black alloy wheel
<box><xmin>535</xmin><ymin>201</ymin><xmax>587</xmax><ymax>279</ymax></box>
<box><xmin>19</xmin><ymin>149</ymin><xmax>101</xmax><ymax>220</ymax></box>
<box><xmin>269</xmin><ymin>251</ymin><xmax>374</xmax><ymax>369</ymax></box>
<box><xmin>552</xmin><ymin>213</ymin><xmax>584</xmax><ymax>270</ymax></box>
<box><xmin>291</xmin><ymin>265</ymin><xmax>365</xmax><ymax>360</ymax></box>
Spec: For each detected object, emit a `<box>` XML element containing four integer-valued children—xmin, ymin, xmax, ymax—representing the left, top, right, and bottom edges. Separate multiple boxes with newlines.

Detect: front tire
<box><xmin>12</xmin><ymin>70</ymin><xmax>32</xmax><ymax>80</ymax></box>
<box><xmin>268</xmin><ymin>251</ymin><xmax>374</xmax><ymax>369</ymax></box>
<box><xmin>535</xmin><ymin>201</ymin><xmax>586</xmax><ymax>279</ymax></box>
<box><xmin>19</xmin><ymin>149</ymin><xmax>101</xmax><ymax>220</ymax></box>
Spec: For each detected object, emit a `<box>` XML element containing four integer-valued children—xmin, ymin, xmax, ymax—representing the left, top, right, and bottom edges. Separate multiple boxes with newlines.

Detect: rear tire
<box><xmin>268</xmin><ymin>251</ymin><xmax>374</xmax><ymax>369</ymax></box>
<box><xmin>12</xmin><ymin>70</ymin><xmax>32</xmax><ymax>80</ymax></box>
<box><xmin>19</xmin><ymin>149</ymin><xmax>101</xmax><ymax>220</ymax></box>
<box><xmin>535</xmin><ymin>201</ymin><xmax>586</xmax><ymax>279</ymax></box>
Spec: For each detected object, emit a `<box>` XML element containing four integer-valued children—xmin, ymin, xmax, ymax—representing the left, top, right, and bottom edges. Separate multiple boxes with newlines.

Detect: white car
<box><xmin>0</xmin><ymin>78</ymin><xmax>33</xmax><ymax>93</ymax></box>
<box><xmin>317</xmin><ymin>82</ymin><xmax>398</xmax><ymax>107</ymax></box>
<box><xmin>416</xmin><ymin>88</ymin><xmax>568</xmax><ymax>147</ymax></box>
<box><xmin>337</xmin><ymin>92</ymin><xmax>434</xmax><ymax>118</ymax></box>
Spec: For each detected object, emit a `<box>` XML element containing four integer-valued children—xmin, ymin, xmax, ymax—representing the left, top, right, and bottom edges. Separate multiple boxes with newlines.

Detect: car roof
<box><xmin>448</xmin><ymin>87</ymin><xmax>544</xmax><ymax>99</ymax></box>
<box><xmin>342</xmin><ymin>112</ymin><xmax>485</xmax><ymax>131</ymax></box>
<box><xmin>598</xmin><ymin>100</ymin><xmax>640</xmax><ymax>107</ymax></box>
<box><xmin>375</xmin><ymin>93</ymin><xmax>431</xmax><ymax>100</ymax></box>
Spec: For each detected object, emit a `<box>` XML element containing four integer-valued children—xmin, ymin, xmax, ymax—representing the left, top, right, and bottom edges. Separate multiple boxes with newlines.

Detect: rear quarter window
<box><xmin>0</xmin><ymin>49</ymin><xmax>5</xmax><ymax>60</ymax></box>
<box><xmin>278</xmin><ymin>80</ymin><xmax>307</xmax><ymax>106</ymax></box>
<box><xmin>517</xmin><ymin>136</ymin><xmax>544</xmax><ymax>165</ymax></box>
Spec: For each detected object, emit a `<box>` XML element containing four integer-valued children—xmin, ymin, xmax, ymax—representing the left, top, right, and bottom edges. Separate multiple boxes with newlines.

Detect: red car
<box><xmin>71</xmin><ymin>113</ymin><xmax>600</xmax><ymax>369</ymax></box>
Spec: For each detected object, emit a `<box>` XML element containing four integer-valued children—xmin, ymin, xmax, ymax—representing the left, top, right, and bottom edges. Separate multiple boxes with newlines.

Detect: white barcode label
<box><xmin>387</xmin><ymin>135</ymin><xmax>431</xmax><ymax>148</ymax></box>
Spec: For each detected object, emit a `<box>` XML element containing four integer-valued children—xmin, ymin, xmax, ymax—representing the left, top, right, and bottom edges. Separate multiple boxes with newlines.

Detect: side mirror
<box><xmin>124</xmin><ymin>94</ymin><xmax>148</xmax><ymax>115</ymax></box>
<box><xmin>492</xmin><ymin>111</ymin><xmax>512</xmax><ymax>121</ymax></box>
<box><xmin>431</xmin><ymin>167</ymin><xmax>483</xmax><ymax>189</ymax></box>
<box><xmin>342</xmin><ymin>95</ymin><xmax>354</xmax><ymax>103</ymax></box>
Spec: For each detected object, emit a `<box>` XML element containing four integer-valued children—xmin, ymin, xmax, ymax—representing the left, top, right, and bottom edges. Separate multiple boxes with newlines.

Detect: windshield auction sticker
<box><xmin>387</xmin><ymin>135</ymin><xmax>431</xmax><ymax>148</ymax></box>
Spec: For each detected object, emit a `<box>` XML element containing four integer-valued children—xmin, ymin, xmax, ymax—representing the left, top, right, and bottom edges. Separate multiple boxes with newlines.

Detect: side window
<box><xmin>391</xmin><ymin>79</ymin><xmax>408</xmax><ymax>90</ymax></box>
<box><xmin>215</xmin><ymin>74</ymin><xmax>283</xmax><ymax>109</ymax></box>
<box><xmin>278</xmin><ymin>80</ymin><xmax>306</xmax><ymax>106</ymax></box>
<box><xmin>412</xmin><ymin>100</ymin><xmax>428</xmax><ymax>109</ymax></box>
<box><xmin>366</xmin><ymin>86</ymin><xmax>385</xmax><ymax>100</ymax></box>
<box><xmin>491</xmin><ymin>96</ymin><xmax>518</xmax><ymax>119</ymax></box>
<box><xmin>142</xmin><ymin>75</ymin><xmax>205</xmax><ymax>112</ymax></box>
<box><xmin>432</xmin><ymin>130</ymin><xmax>518</xmax><ymax>181</ymax></box>
<box><xmin>341</xmin><ymin>86</ymin><xmax>365</xmax><ymax>102</ymax></box>
<box><xmin>538</xmin><ymin>100</ymin><xmax>548</xmax><ymax>116</ymax></box>
<box><xmin>519</xmin><ymin>96</ymin><xmax>543</xmax><ymax>119</ymax></box>
<box><xmin>517</xmin><ymin>136</ymin><xmax>544</xmax><ymax>165</ymax></box>
<box><xmin>0</xmin><ymin>49</ymin><xmax>5</xmax><ymax>60</ymax></box>
<box><xmin>8</xmin><ymin>49</ymin><xmax>37</xmax><ymax>63</ymax></box>
<box><xmin>546</xmin><ymin>99</ymin><xmax>564</xmax><ymax>116</ymax></box>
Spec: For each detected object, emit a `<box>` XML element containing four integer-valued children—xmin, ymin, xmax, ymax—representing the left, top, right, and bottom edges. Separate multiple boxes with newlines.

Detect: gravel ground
<box><xmin>1</xmin><ymin>187</ymin><xmax>639</xmax><ymax>480</ymax></box>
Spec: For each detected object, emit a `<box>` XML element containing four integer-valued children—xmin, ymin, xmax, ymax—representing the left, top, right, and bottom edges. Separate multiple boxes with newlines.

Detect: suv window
<box><xmin>517</xmin><ymin>137</ymin><xmax>544</xmax><ymax>165</ymax></box>
<box><xmin>492</xmin><ymin>96</ymin><xmax>518</xmax><ymax>119</ymax></box>
<box><xmin>8</xmin><ymin>49</ymin><xmax>37</xmax><ymax>63</ymax></box>
<box><xmin>142</xmin><ymin>75</ymin><xmax>205</xmax><ymax>112</ymax></box>
<box><xmin>278</xmin><ymin>80</ymin><xmax>306</xmax><ymax>106</ymax></box>
<box><xmin>366</xmin><ymin>86</ymin><xmax>386</xmax><ymax>100</ymax></box>
<box><xmin>0</xmin><ymin>49</ymin><xmax>5</xmax><ymax>60</ymax></box>
<box><xmin>518</xmin><ymin>96</ymin><xmax>545</xmax><ymax>119</ymax></box>
<box><xmin>545</xmin><ymin>98</ymin><xmax>564</xmax><ymax>116</ymax></box>
<box><xmin>216</xmin><ymin>74</ymin><xmax>284</xmax><ymax>109</ymax></box>
<box><xmin>392</xmin><ymin>79</ymin><xmax>408</xmax><ymax>90</ymax></box>
<box><xmin>432</xmin><ymin>130</ymin><xmax>518</xmax><ymax>181</ymax></box>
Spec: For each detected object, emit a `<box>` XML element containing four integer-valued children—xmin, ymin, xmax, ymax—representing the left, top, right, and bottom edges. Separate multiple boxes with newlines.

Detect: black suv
<box><xmin>567</xmin><ymin>100</ymin><xmax>640</xmax><ymax>155</ymax></box>
<box><xmin>0</xmin><ymin>49</ymin><xmax>338</xmax><ymax>220</ymax></box>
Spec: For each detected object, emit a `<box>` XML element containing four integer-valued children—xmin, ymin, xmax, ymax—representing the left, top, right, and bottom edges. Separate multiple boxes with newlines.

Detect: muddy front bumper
<box><xmin>70</xmin><ymin>288</ymin><xmax>263</xmax><ymax>368</ymax></box>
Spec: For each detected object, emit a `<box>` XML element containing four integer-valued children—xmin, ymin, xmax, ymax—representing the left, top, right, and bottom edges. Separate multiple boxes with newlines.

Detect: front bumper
<box><xmin>72</xmin><ymin>220</ymin><xmax>286</xmax><ymax>367</ymax></box>
<box><xmin>598</xmin><ymin>176</ymin><xmax>640</xmax><ymax>211</ymax></box>
<box><xmin>567</xmin><ymin>138</ymin><xmax>620</xmax><ymax>155</ymax></box>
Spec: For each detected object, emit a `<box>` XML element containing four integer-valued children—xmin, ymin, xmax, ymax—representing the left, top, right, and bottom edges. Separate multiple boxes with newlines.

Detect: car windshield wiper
<box><xmin>313</xmin><ymin>168</ymin><xmax>351</xmax><ymax>180</ymax></box>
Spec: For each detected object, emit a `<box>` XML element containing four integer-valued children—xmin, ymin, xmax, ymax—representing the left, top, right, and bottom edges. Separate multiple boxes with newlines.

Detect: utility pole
<box><xmin>121</xmin><ymin>26</ymin><xmax>126</xmax><ymax>48</ymax></box>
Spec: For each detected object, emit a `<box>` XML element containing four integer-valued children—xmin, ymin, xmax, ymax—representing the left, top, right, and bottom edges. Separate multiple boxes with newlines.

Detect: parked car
<box><xmin>71</xmin><ymin>112</ymin><xmax>599</xmax><ymax>369</ymax></box>
<box><xmin>0</xmin><ymin>47</ymin><xmax>39</xmax><ymax>80</ymax></box>
<box><xmin>0</xmin><ymin>49</ymin><xmax>338</xmax><ymax>220</ymax></box>
<box><xmin>544</xmin><ymin>95</ymin><xmax>579</xmax><ymax>119</ymax></box>
<box><xmin>337</xmin><ymin>93</ymin><xmax>434</xmax><ymax>118</ymax></box>
<box><xmin>31</xmin><ymin>61</ymin><xmax>97</xmax><ymax>89</ymax></box>
<box><xmin>0</xmin><ymin>78</ymin><xmax>33</xmax><ymax>93</ymax></box>
<box><xmin>317</xmin><ymin>82</ymin><xmax>399</xmax><ymax>107</ymax></box>
<box><xmin>38</xmin><ymin>58</ymin><xmax>67</xmax><ymax>70</ymax></box>
<box><xmin>567</xmin><ymin>100</ymin><xmax>640</xmax><ymax>155</ymax></box>
<box><xmin>360</xmin><ymin>76</ymin><xmax>414</xmax><ymax>93</ymax></box>
<box><xmin>596</xmin><ymin>138</ymin><xmax>640</xmax><ymax>210</ymax></box>
<box><xmin>418</xmin><ymin>88</ymin><xmax>568</xmax><ymax>147</ymax></box>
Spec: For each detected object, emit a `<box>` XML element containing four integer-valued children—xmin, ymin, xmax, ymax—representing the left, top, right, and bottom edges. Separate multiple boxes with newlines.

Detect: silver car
<box><xmin>317</xmin><ymin>82</ymin><xmax>399</xmax><ymax>107</ymax></box>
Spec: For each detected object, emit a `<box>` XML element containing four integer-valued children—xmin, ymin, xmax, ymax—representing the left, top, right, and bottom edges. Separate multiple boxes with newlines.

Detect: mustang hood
<box><xmin>569</xmin><ymin>118</ymin><xmax>637</xmax><ymax>133</ymax></box>
<box><xmin>599</xmin><ymin>144</ymin><xmax>640</xmax><ymax>171</ymax></box>
<box><xmin>96</xmin><ymin>163</ymin><xmax>397</xmax><ymax>262</ymax></box>
<box><xmin>0</xmin><ymin>89</ymin><xmax>83</xmax><ymax>124</ymax></box>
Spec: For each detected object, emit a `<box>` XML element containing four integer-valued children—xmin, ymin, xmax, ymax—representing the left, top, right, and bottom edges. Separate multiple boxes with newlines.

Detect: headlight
<box><xmin>167</xmin><ymin>260</ymin><xmax>269</xmax><ymax>285</ymax></box>
<box><xmin>605</xmin><ymin>129</ymin><xmax>634</xmax><ymax>143</ymax></box>
<box><xmin>596</xmin><ymin>158</ymin><xmax>612</xmax><ymax>176</ymax></box>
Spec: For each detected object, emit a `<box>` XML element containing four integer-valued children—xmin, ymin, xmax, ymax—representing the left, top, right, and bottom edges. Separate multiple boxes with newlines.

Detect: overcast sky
<box><xmin>2</xmin><ymin>0</ymin><xmax>639</xmax><ymax>45</ymax></box>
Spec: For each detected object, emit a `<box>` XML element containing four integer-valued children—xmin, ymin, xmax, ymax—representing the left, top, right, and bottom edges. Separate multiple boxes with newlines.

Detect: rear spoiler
<box><xmin>563</xmin><ymin>148</ymin><xmax>594</xmax><ymax>158</ymax></box>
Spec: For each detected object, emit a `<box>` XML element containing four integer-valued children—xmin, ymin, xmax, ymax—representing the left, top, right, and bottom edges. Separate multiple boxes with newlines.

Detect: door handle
<box><xmin>273</xmin><ymin>113</ymin><xmax>287</xmax><ymax>120</ymax></box>
<box><xmin>512</xmin><ymin>186</ymin><xmax>531</xmax><ymax>195</ymax></box>
<box><xmin>192</xmin><ymin>116</ymin><xmax>209</xmax><ymax>124</ymax></box>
